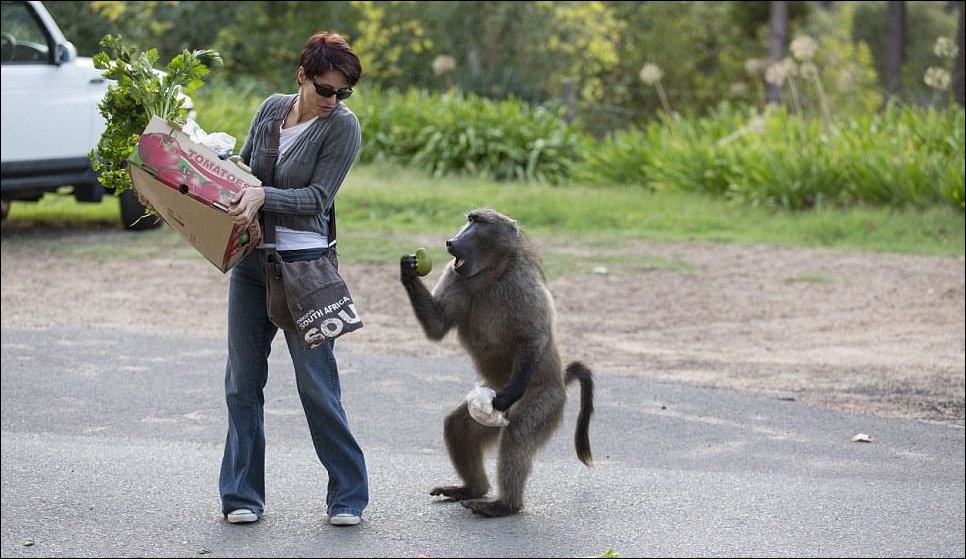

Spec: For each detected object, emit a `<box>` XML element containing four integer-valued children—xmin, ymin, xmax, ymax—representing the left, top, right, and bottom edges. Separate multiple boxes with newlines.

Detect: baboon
<box><xmin>399</xmin><ymin>208</ymin><xmax>594</xmax><ymax>517</ymax></box>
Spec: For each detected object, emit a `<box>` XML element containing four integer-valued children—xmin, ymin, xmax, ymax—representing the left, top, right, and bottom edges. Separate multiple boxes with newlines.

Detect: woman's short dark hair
<box><xmin>299</xmin><ymin>32</ymin><xmax>362</xmax><ymax>86</ymax></box>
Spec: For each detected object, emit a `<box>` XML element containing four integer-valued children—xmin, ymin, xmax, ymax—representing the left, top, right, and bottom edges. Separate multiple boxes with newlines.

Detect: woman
<box><xmin>220</xmin><ymin>31</ymin><xmax>367</xmax><ymax>527</ymax></box>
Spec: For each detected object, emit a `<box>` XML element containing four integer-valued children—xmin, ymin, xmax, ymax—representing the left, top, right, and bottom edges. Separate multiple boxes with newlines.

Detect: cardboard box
<box><xmin>127</xmin><ymin>116</ymin><xmax>262</xmax><ymax>272</ymax></box>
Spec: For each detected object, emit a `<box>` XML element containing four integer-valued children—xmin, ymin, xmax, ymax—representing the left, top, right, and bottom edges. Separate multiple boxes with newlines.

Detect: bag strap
<box><xmin>260</xmin><ymin>95</ymin><xmax>338</xmax><ymax>250</ymax></box>
<box><xmin>259</xmin><ymin>97</ymin><xmax>288</xmax><ymax>248</ymax></box>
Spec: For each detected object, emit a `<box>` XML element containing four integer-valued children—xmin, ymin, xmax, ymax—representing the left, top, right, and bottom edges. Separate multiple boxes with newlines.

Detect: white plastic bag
<box><xmin>464</xmin><ymin>384</ymin><xmax>509</xmax><ymax>427</ymax></box>
<box><xmin>182</xmin><ymin>118</ymin><xmax>237</xmax><ymax>159</ymax></box>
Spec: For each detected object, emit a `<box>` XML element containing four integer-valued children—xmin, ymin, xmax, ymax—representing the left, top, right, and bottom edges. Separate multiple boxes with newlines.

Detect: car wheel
<box><xmin>119</xmin><ymin>189</ymin><xmax>162</xmax><ymax>231</ymax></box>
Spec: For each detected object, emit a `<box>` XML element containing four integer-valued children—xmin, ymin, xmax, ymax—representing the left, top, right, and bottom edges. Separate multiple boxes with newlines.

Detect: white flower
<box><xmin>933</xmin><ymin>36</ymin><xmax>958</xmax><ymax>60</ymax></box>
<box><xmin>432</xmin><ymin>55</ymin><xmax>456</xmax><ymax>76</ymax></box>
<box><xmin>729</xmin><ymin>82</ymin><xmax>749</xmax><ymax>97</ymax></box>
<box><xmin>924</xmin><ymin>67</ymin><xmax>951</xmax><ymax>91</ymax></box>
<box><xmin>765</xmin><ymin>62</ymin><xmax>787</xmax><ymax>86</ymax></box>
<box><xmin>744</xmin><ymin>58</ymin><xmax>766</xmax><ymax>77</ymax></box>
<box><xmin>639</xmin><ymin>63</ymin><xmax>663</xmax><ymax>85</ymax></box>
<box><xmin>790</xmin><ymin>35</ymin><xmax>818</xmax><ymax>62</ymax></box>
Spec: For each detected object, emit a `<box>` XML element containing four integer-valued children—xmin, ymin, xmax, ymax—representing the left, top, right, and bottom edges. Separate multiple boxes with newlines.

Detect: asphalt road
<box><xmin>2</xmin><ymin>327</ymin><xmax>963</xmax><ymax>558</ymax></box>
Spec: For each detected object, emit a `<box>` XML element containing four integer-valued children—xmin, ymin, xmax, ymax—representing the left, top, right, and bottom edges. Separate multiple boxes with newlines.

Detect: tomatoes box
<box><xmin>127</xmin><ymin>116</ymin><xmax>262</xmax><ymax>273</ymax></box>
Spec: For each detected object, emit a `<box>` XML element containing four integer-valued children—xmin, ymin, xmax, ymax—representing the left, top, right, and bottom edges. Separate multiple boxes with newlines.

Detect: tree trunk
<box><xmin>956</xmin><ymin>0</ymin><xmax>965</xmax><ymax>107</ymax></box>
<box><xmin>766</xmin><ymin>1</ymin><xmax>789</xmax><ymax>105</ymax></box>
<box><xmin>884</xmin><ymin>1</ymin><xmax>906</xmax><ymax>98</ymax></box>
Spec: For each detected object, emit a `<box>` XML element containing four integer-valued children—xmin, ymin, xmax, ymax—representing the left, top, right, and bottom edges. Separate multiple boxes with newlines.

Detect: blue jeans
<box><xmin>219</xmin><ymin>248</ymin><xmax>368</xmax><ymax>518</ymax></box>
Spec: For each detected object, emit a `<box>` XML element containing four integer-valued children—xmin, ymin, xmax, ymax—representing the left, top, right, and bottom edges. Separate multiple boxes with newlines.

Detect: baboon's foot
<box><xmin>460</xmin><ymin>498</ymin><xmax>520</xmax><ymax>517</ymax></box>
<box><xmin>429</xmin><ymin>485</ymin><xmax>487</xmax><ymax>502</ymax></box>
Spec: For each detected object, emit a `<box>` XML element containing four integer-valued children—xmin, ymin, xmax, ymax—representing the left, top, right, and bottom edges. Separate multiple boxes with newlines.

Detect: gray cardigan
<box><xmin>239</xmin><ymin>93</ymin><xmax>361</xmax><ymax>238</ymax></box>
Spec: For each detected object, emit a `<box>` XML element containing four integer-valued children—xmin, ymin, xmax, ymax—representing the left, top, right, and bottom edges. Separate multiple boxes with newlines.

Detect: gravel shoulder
<box><xmin>2</xmin><ymin>226</ymin><xmax>963</xmax><ymax>426</ymax></box>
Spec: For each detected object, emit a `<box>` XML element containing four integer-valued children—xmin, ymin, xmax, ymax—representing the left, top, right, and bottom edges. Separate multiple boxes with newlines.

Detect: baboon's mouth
<box><xmin>454</xmin><ymin>257</ymin><xmax>465</xmax><ymax>270</ymax></box>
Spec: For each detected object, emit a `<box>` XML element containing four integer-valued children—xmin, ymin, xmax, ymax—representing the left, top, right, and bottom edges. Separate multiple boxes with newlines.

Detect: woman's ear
<box><xmin>296</xmin><ymin>66</ymin><xmax>305</xmax><ymax>85</ymax></box>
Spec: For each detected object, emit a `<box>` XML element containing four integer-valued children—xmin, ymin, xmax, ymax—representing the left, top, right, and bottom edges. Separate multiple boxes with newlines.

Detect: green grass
<box><xmin>338</xmin><ymin>163</ymin><xmax>964</xmax><ymax>256</ymax></box>
<box><xmin>4</xmin><ymin>188</ymin><xmax>122</xmax><ymax>228</ymax></box>
<box><xmin>3</xmin><ymin>163</ymin><xmax>963</xmax><ymax>264</ymax></box>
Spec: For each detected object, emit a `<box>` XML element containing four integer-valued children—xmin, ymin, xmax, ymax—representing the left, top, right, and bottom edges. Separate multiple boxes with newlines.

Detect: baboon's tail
<box><xmin>565</xmin><ymin>361</ymin><xmax>594</xmax><ymax>466</ymax></box>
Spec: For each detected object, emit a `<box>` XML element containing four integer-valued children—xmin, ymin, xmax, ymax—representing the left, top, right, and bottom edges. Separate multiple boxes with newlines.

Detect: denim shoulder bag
<box><xmin>259</xmin><ymin>98</ymin><xmax>363</xmax><ymax>350</ymax></box>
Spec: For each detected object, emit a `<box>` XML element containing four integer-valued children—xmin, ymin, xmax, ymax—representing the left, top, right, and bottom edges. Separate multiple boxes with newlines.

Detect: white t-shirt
<box><xmin>275</xmin><ymin>118</ymin><xmax>328</xmax><ymax>251</ymax></box>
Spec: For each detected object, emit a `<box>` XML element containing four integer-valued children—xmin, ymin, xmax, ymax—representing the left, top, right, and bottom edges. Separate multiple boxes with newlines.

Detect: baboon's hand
<box><xmin>492</xmin><ymin>391</ymin><xmax>511</xmax><ymax>411</ymax></box>
<box><xmin>400</xmin><ymin>254</ymin><xmax>419</xmax><ymax>283</ymax></box>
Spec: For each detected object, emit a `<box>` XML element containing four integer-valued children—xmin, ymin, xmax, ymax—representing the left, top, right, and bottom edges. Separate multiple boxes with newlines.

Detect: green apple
<box><xmin>414</xmin><ymin>247</ymin><xmax>432</xmax><ymax>276</ymax></box>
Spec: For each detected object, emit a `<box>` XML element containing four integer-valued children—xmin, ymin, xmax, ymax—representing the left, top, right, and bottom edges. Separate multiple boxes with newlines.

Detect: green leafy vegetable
<box><xmin>89</xmin><ymin>34</ymin><xmax>222</xmax><ymax>195</ymax></box>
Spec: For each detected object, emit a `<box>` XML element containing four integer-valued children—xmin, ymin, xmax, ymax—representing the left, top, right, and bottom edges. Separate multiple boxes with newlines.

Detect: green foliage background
<box><xmin>44</xmin><ymin>1</ymin><xmax>964</xmax><ymax>215</ymax></box>
<box><xmin>48</xmin><ymin>1</ymin><xmax>962</xmax><ymax>118</ymax></box>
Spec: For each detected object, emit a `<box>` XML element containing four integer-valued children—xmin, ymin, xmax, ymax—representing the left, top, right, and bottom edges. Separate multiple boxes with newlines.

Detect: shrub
<box><xmin>353</xmin><ymin>88</ymin><xmax>583</xmax><ymax>184</ymax></box>
<box><xmin>575</xmin><ymin>103</ymin><xmax>965</xmax><ymax>211</ymax></box>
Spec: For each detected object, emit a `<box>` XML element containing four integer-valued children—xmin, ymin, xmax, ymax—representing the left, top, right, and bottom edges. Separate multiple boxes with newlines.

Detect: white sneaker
<box><xmin>226</xmin><ymin>508</ymin><xmax>258</xmax><ymax>524</ymax></box>
<box><xmin>329</xmin><ymin>513</ymin><xmax>361</xmax><ymax>526</ymax></box>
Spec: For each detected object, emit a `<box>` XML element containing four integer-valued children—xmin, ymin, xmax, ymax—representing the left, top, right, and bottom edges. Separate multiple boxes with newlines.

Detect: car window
<box><xmin>1</xmin><ymin>1</ymin><xmax>53</xmax><ymax>65</ymax></box>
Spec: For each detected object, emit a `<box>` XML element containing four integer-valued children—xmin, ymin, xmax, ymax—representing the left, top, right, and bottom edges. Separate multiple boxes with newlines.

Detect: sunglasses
<box><xmin>311</xmin><ymin>80</ymin><xmax>353</xmax><ymax>101</ymax></box>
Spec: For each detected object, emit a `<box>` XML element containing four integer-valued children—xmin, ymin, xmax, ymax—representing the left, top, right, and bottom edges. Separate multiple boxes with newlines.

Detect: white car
<box><xmin>1</xmin><ymin>0</ymin><xmax>188</xmax><ymax>229</ymax></box>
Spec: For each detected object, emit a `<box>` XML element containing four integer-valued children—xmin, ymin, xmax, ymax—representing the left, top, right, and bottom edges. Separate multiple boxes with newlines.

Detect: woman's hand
<box><xmin>228</xmin><ymin>186</ymin><xmax>265</xmax><ymax>226</ymax></box>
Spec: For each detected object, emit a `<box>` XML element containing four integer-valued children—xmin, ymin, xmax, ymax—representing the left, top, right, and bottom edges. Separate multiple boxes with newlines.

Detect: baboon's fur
<box><xmin>400</xmin><ymin>208</ymin><xmax>594</xmax><ymax>517</ymax></box>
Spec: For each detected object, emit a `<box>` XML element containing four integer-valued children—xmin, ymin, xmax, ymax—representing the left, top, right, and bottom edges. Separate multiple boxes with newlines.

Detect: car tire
<box><xmin>119</xmin><ymin>189</ymin><xmax>161</xmax><ymax>231</ymax></box>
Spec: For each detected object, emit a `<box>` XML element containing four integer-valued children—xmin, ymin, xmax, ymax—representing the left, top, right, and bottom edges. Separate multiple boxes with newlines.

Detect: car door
<box><xmin>1</xmin><ymin>0</ymin><xmax>104</xmax><ymax>165</ymax></box>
